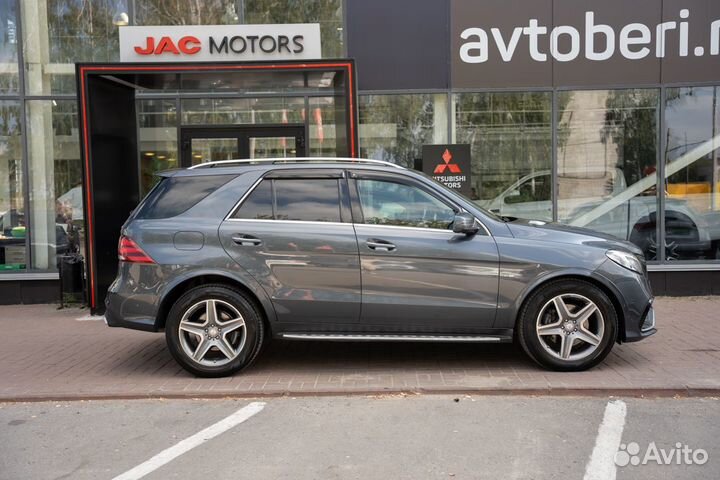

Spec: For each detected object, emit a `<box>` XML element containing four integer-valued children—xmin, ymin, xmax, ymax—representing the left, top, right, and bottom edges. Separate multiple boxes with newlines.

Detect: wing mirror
<box><xmin>452</xmin><ymin>212</ymin><xmax>479</xmax><ymax>235</ymax></box>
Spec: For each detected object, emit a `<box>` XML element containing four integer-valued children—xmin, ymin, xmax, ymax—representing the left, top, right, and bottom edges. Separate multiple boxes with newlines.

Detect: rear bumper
<box><xmin>104</xmin><ymin>262</ymin><xmax>163</xmax><ymax>332</ymax></box>
<box><xmin>105</xmin><ymin>292</ymin><xmax>159</xmax><ymax>332</ymax></box>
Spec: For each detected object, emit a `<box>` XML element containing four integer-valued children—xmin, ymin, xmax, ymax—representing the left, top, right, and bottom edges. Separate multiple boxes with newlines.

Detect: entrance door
<box><xmin>180</xmin><ymin>125</ymin><xmax>306</xmax><ymax>167</ymax></box>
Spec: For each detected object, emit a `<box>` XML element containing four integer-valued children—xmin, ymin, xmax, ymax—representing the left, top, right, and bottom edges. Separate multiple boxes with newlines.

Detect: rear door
<box><xmin>219</xmin><ymin>169</ymin><xmax>361</xmax><ymax>327</ymax></box>
<box><xmin>349</xmin><ymin>171</ymin><xmax>499</xmax><ymax>332</ymax></box>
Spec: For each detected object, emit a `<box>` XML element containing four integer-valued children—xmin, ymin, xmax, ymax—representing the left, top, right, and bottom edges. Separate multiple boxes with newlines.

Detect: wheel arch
<box><xmin>155</xmin><ymin>270</ymin><xmax>276</xmax><ymax>335</ymax></box>
<box><xmin>513</xmin><ymin>272</ymin><xmax>627</xmax><ymax>343</ymax></box>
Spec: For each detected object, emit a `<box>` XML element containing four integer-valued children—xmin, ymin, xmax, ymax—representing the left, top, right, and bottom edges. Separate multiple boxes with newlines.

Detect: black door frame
<box><xmin>180</xmin><ymin>124</ymin><xmax>307</xmax><ymax>166</ymax></box>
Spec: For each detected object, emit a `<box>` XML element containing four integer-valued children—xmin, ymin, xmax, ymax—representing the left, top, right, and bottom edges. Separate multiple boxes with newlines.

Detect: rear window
<box><xmin>134</xmin><ymin>175</ymin><xmax>234</xmax><ymax>219</ymax></box>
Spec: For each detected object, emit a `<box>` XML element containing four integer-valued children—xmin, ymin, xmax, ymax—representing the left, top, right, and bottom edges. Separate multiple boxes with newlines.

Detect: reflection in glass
<box><xmin>249</xmin><ymin>136</ymin><xmax>296</xmax><ymax>158</ymax></box>
<box><xmin>190</xmin><ymin>138</ymin><xmax>239</xmax><ymax>165</ymax></box>
<box><xmin>138</xmin><ymin>99</ymin><xmax>178</xmax><ymax>195</ymax></box>
<box><xmin>27</xmin><ymin>100</ymin><xmax>82</xmax><ymax>271</ymax></box>
<box><xmin>309</xmin><ymin>96</ymin><xmax>343</xmax><ymax>157</ymax></box>
<box><xmin>455</xmin><ymin>92</ymin><xmax>552</xmax><ymax>220</ymax></box>
<box><xmin>274</xmin><ymin>179</ymin><xmax>341</xmax><ymax>222</ymax></box>
<box><xmin>22</xmin><ymin>0</ymin><xmax>120</xmax><ymax>94</ymax></box>
<box><xmin>664</xmin><ymin>87</ymin><xmax>720</xmax><ymax>261</ymax></box>
<box><xmin>558</xmin><ymin>90</ymin><xmax>660</xmax><ymax>258</ymax></box>
<box><xmin>357</xmin><ymin>179</ymin><xmax>455</xmax><ymax>229</ymax></box>
<box><xmin>359</xmin><ymin>94</ymin><xmax>445</xmax><ymax>168</ymax></box>
<box><xmin>0</xmin><ymin>1</ymin><xmax>19</xmax><ymax>92</ymax></box>
<box><xmin>0</xmin><ymin>101</ymin><xmax>24</xmax><ymax>271</ymax></box>
<box><xmin>182</xmin><ymin>97</ymin><xmax>305</xmax><ymax>125</ymax></box>
<box><xmin>136</xmin><ymin>0</ymin><xmax>343</xmax><ymax>57</ymax></box>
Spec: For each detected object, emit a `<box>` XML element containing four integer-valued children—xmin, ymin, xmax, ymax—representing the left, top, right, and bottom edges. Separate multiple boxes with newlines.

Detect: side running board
<box><xmin>279</xmin><ymin>333</ymin><xmax>512</xmax><ymax>343</ymax></box>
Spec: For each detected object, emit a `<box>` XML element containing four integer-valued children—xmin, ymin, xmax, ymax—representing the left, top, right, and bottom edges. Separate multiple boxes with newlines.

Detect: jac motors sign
<box><xmin>119</xmin><ymin>24</ymin><xmax>321</xmax><ymax>62</ymax></box>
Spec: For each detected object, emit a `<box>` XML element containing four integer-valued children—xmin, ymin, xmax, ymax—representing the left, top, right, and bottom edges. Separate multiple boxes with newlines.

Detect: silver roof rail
<box><xmin>188</xmin><ymin>157</ymin><xmax>406</xmax><ymax>170</ymax></box>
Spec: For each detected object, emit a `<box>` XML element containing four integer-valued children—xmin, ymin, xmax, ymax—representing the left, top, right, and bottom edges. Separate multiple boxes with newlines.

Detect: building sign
<box><xmin>451</xmin><ymin>0</ymin><xmax>720</xmax><ymax>88</ymax></box>
<box><xmin>119</xmin><ymin>24</ymin><xmax>321</xmax><ymax>62</ymax></box>
<box><xmin>422</xmin><ymin>145</ymin><xmax>472</xmax><ymax>197</ymax></box>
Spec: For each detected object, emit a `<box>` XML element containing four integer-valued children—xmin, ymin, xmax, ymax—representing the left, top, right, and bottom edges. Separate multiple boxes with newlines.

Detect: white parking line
<box><xmin>583</xmin><ymin>400</ymin><xmax>628</xmax><ymax>480</ymax></box>
<box><xmin>112</xmin><ymin>401</ymin><xmax>266</xmax><ymax>480</ymax></box>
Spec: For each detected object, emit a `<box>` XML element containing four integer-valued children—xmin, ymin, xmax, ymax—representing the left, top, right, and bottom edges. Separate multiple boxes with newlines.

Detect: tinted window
<box><xmin>135</xmin><ymin>175</ymin><xmax>234</xmax><ymax>219</ymax></box>
<box><xmin>357</xmin><ymin>179</ymin><xmax>455</xmax><ymax>229</ymax></box>
<box><xmin>275</xmin><ymin>179</ymin><xmax>341</xmax><ymax>222</ymax></box>
<box><xmin>233</xmin><ymin>180</ymin><xmax>273</xmax><ymax>219</ymax></box>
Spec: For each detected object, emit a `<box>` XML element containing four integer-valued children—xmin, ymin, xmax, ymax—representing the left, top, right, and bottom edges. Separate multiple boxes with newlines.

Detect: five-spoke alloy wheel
<box><xmin>518</xmin><ymin>280</ymin><xmax>617</xmax><ymax>371</ymax></box>
<box><xmin>166</xmin><ymin>285</ymin><xmax>264</xmax><ymax>377</ymax></box>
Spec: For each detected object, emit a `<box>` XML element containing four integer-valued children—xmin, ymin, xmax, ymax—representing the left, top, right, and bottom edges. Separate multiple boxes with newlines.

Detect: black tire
<box><xmin>165</xmin><ymin>284</ymin><xmax>265</xmax><ymax>377</ymax></box>
<box><xmin>517</xmin><ymin>280</ymin><xmax>618</xmax><ymax>371</ymax></box>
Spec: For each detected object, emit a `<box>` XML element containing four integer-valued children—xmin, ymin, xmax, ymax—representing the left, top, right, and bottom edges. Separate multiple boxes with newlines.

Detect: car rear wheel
<box><xmin>517</xmin><ymin>280</ymin><xmax>617</xmax><ymax>371</ymax></box>
<box><xmin>165</xmin><ymin>284</ymin><xmax>264</xmax><ymax>377</ymax></box>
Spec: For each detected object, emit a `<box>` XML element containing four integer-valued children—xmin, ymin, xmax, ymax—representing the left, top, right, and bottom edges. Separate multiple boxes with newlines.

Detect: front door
<box><xmin>349</xmin><ymin>171</ymin><xmax>500</xmax><ymax>332</ymax></box>
<box><xmin>181</xmin><ymin>125</ymin><xmax>306</xmax><ymax>166</ymax></box>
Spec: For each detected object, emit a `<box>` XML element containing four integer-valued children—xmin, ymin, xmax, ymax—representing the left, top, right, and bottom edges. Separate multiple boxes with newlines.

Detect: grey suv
<box><xmin>106</xmin><ymin>158</ymin><xmax>656</xmax><ymax>377</ymax></box>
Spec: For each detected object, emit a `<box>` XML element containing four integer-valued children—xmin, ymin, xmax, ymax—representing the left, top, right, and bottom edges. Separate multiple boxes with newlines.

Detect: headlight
<box><xmin>606</xmin><ymin>250</ymin><xmax>643</xmax><ymax>274</ymax></box>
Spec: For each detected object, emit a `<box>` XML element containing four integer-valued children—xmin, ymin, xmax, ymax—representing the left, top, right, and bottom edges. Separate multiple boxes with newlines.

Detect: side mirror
<box><xmin>452</xmin><ymin>212</ymin><xmax>479</xmax><ymax>235</ymax></box>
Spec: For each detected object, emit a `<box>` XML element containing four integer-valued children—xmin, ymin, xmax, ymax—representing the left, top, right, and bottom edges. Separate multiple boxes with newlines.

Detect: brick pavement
<box><xmin>0</xmin><ymin>297</ymin><xmax>719</xmax><ymax>401</ymax></box>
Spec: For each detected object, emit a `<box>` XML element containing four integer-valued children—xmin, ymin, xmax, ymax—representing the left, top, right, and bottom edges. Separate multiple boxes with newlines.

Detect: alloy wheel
<box><xmin>178</xmin><ymin>299</ymin><xmax>247</xmax><ymax>367</ymax></box>
<box><xmin>535</xmin><ymin>294</ymin><xmax>604</xmax><ymax>361</ymax></box>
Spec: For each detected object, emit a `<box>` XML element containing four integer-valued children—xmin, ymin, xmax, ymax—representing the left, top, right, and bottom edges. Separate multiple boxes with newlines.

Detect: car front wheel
<box><xmin>165</xmin><ymin>285</ymin><xmax>264</xmax><ymax>377</ymax></box>
<box><xmin>517</xmin><ymin>280</ymin><xmax>617</xmax><ymax>371</ymax></box>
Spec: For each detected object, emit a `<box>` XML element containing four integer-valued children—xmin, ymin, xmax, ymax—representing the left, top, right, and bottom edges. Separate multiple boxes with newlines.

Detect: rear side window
<box><xmin>134</xmin><ymin>175</ymin><xmax>234</xmax><ymax>219</ymax></box>
<box><xmin>233</xmin><ymin>178</ymin><xmax>342</xmax><ymax>223</ymax></box>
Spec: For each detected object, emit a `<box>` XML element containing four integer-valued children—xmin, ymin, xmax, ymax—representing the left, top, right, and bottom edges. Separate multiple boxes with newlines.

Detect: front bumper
<box><xmin>593</xmin><ymin>259</ymin><xmax>656</xmax><ymax>343</ymax></box>
<box><xmin>623</xmin><ymin>302</ymin><xmax>657</xmax><ymax>342</ymax></box>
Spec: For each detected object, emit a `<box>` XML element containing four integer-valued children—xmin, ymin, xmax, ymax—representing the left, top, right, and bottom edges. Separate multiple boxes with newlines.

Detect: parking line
<box><xmin>583</xmin><ymin>399</ymin><xmax>627</xmax><ymax>480</ymax></box>
<box><xmin>112</xmin><ymin>401</ymin><xmax>266</xmax><ymax>480</ymax></box>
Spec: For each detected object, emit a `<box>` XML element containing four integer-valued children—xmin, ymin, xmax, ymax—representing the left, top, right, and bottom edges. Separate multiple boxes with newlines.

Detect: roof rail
<box><xmin>187</xmin><ymin>157</ymin><xmax>406</xmax><ymax>170</ymax></box>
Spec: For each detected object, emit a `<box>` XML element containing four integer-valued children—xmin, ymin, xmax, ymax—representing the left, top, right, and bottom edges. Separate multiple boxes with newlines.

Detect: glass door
<box><xmin>180</xmin><ymin>125</ymin><xmax>306</xmax><ymax>167</ymax></box>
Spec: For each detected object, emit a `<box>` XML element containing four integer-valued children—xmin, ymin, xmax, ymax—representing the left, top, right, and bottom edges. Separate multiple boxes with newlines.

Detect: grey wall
<box><xmin>346</xmin><ymin>0</ymin><xmax>449</xmax><ymax>90</ymax></box>
<box><xmin>348</xmin><ymin>0</ymin><xmax>720</xmax><ymax>90</ymax></box>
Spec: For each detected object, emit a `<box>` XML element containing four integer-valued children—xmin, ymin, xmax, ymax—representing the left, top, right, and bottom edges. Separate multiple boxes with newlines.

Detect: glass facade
<box><xmin>1</xmin><ymin>0</ymin><xmax>719</xmax><ymax>277</ymax></box>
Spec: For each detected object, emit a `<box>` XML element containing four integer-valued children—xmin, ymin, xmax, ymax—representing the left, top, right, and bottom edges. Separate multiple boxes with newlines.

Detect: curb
<box><xmin>2</xmin><ymin>387</ymin><xmax>718</xmax><ymax>403</ymax></box>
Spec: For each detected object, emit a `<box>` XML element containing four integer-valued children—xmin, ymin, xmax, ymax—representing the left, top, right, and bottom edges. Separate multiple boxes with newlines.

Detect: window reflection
<box><xmin>0</xmin><ymin>101</ymin><xmax>24</xmax><ymax>271</ymax></box>
<box><xmin>359</xmin><ymin>94</ymin><xmax>444</xmax><ymax>168</ymax></box>
<box><xmin>27</xmin><ymin>100</ymin><xmax>83</xmax><ymax>272</ymax></box>
<box><xmin>0</xmin><ymin>0</ymin><xmax>19</xmax><ymax>93</ymax></box>
<box><xmin>455</xmin><ymin>92</ymin><xmax>552</xmax><ymax>220</ymax></box>
<box><xmin>558</xmin><ymin>89</ymin><xmax>660</xmax><ymax>259</ymax></box>
<box><xmin>664</xmin><ymin>87</ymin><xmax>720</xmax><ymax>261</ymax></box>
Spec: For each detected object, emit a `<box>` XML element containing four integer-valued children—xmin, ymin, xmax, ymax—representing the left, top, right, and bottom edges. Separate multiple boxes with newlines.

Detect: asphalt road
<box><xmin>1</xmin><ymin>395</ymin><xmax>717</xmax><ymax>480</ymax></box>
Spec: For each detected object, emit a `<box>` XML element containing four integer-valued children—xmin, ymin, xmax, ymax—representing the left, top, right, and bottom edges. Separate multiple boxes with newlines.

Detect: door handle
<box><xmin>231</xmin><ymin>234</ymin><xmax>262</xmax><ymax>246</ymax></box>
<box><xmin>366</xmin><ymin>238</ymin><xmax>396</xmax><ymax>252</ymax></box>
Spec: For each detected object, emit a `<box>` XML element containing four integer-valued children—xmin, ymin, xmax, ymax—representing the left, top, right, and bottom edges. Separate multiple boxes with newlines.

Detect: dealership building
<box><xmin>0</xmin><ymin>0</ymin><xmax>719</xmax><ymax>306</ymax></box>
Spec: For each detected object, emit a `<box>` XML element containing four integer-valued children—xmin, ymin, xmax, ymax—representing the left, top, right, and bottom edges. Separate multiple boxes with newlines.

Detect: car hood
<box><xmin>506</xmin><ymin>218</ymin><xmax>644</xmax><ymax>256</ymax></box>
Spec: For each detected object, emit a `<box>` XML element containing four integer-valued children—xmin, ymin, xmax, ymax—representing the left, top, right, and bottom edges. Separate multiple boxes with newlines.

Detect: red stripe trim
<box><xmin>79</xmin><ymin>61</ymin><xmax>357</xmax><ymax>308</ymax></box>
<box><xmin>79</xmin><ymin>70</ymin><xmax>96</xmax><ymax>308</ymax></box>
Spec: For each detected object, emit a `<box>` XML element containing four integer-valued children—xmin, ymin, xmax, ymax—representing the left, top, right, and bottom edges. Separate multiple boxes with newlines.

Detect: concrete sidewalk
<box><xmin>0</xmin><ymin>297</ymin><xmax>718</xmax><ymax>401</ymax></box>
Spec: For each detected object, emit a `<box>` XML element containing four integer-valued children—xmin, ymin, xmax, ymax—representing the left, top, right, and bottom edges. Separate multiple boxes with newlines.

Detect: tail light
<box><xmin>118</xmin><ymin>236</ymin><xmax>155</xmax><ymax>264</ymax></box>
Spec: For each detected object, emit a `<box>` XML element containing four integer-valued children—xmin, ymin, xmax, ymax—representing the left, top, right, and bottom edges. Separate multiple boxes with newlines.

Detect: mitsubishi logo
<box><xmin>434</xmin><ymin>149</ymin><xmax>462</xmax><ymax>174</ymax></box>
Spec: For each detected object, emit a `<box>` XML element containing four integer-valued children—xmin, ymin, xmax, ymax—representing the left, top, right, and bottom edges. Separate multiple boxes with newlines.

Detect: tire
<box><xmin>517</xmin><ymin>280</ymin><xmax>617</xmax><ymax>371</ymax></box>
<box><xmin>165</xmin><ymin>284</ymin><xmax>265</xmax><ymax>378</ymax></box>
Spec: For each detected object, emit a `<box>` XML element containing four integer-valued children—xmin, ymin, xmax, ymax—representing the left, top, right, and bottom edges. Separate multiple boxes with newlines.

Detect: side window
<box><xmin>357</xmin><ymin>179</ymin><xmax>455</xmax><ymax>229</ymax></box>
<box><xmin>274</xmin><ymin>179</ymin><xmax>341</xmax><ymax>222</ymax></box>
<box><xmin>233</xmin><ymin>179</ymin><xmax>273</xmax><ymax>219</ymax></box>
<box><xmin>233</xmin><ymin>178</ymin><xmax>342</xmax><ymax>223</ymax></box>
